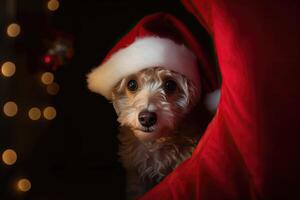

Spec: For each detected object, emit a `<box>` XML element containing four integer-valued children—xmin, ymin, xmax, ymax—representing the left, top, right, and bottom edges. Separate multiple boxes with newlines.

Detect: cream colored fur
<box><xmin>118</xmin><ymin>127</ymin><xmax>197</xmax><ymax>198</ymax></box>
<box><xmin>111</xmin><ymin>67</ymin><xmax>202</xmax><ymax>199</ymax></box>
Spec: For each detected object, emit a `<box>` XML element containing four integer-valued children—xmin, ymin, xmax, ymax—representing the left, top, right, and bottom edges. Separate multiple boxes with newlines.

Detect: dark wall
<box><xmin>0</xmin><ymin>1</ymin><xmax>213</xmax><ymax>199</ymax></box>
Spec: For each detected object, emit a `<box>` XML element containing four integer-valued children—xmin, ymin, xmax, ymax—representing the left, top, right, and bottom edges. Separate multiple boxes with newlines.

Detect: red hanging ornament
<box><xmin>42</xmin><ymin>54</ymin><xmax>61</xmax><ymax>70</ymax></box>
<box><xmin>41</xmin><ymin>30</ymin><xmax>74</xmax><ymax>71</ymax></box>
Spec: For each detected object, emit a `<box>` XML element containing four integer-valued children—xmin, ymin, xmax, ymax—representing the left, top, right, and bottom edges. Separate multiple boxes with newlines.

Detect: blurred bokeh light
<box><xmin>1</xmin><ymin>61</ymin><xmax>16</xmax><ymax>77</ymax></box>
<box><xmin>17</xmin><ymin>178</ymin><xmax>31</xmax><ymax>192</ymax></box>
<box><xmin>2</xmin><ymin>149</ymin><xmax>17</xmax><ymax>165</ymax></box>
<box><xmin>47</xmin><ymin>0</ymin><xmax>60</xmax><ymax>11</ymax></box>
<box><xmin>43</xmin><ymin>106</ymin><xmax>56</xmax><ymax>120</ymax></box>
<box><xmin>6</xmin><ymin>23</ymin><xmax>21</xmax><ymax>37</ymax></box>
<box><xmin>3</xmin><ymin>101</ymin><xmax>18</xmax><ymax>117</ymax></box>
<box><xmin>28</xmin><ymin>107</ymin><xmax>42</xmax><ymax>120</ymax></box>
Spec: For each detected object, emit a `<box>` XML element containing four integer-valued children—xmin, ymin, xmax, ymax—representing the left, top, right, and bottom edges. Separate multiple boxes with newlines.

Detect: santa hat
<box><xmin>87</xmin><ymin>13</ymin><xmax>219</xmax><ymax>100</ymax></box>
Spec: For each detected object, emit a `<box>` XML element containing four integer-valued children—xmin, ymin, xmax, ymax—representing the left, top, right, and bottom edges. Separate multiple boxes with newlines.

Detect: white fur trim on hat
<box><xmin>87</xmin><ymin>36</ymin><xmax>201</xmax><ymax>100</ymax></box>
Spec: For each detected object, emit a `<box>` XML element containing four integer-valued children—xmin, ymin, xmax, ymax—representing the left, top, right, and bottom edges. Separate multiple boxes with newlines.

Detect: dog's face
<box><xmin>111</xmin><ymin>67</ymin><xmax>199</xmax><ymax>142</ymax></box>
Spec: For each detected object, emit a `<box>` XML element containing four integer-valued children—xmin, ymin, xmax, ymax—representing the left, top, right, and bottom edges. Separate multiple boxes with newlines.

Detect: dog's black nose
<box><xmin>138</xmin><ymin>111</ymin><xmax>157</xmax><ymax>128</ymax></box>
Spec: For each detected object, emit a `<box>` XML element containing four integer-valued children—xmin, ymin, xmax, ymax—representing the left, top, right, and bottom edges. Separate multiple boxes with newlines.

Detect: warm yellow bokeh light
<box><xmin>41</xmin><ymin>72</ymin><xmax>54</xmax><ymax>85</ymax></box>
<box><xmin>1</xmin><ymin>61</ymin><xmax>16</xmax><ymax>77</ymax></box>
<box><xmin>28</xmin><ymin>107</ymin><xmax>41</xmax><ymax>120</ymax></box>
<box><xmin>43</xmin><ymin>106</ymin><xmax>56</xmax><ymax>120</ymax></box>
<box><xmin>3</xmin><ymin>101</ymin><xmax>18</xmax><ymax>117</ymax></box>
<box><xmin>47</xmin><ymin>0</ymin><xmax>60</xmax><ymax>11</ymax></box>
<box><xmin>2</xmin><ymin>149</ymin><xmax>17</xmax><ymax>165</ymax></box>
<box><xmin>17</xmin><ymin>178</ymin><xmax>31</xmax><ymax>192</ymax></box>
<box><xmin>7</xmin><ymin>23</ymin><xmax>21</xmax><ymax>37</ymax></box>
<box><xmin>46</xmin><ymin>82</ymin><xmax>60</xmax><ymax>95</ymax></box>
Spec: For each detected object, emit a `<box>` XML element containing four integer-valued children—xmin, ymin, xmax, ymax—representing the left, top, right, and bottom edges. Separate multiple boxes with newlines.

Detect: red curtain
<box><xmin>140</xmin><ymin>0</ymin><xmax>300</xmax><ymax>199</ymax></box>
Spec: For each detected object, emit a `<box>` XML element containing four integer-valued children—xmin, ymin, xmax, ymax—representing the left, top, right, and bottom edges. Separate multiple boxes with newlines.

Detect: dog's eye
<box><xmin>163</xmin><ymin>79</ymin><xmax>177</xmax><ymax>93</ymax></box>
<box><xmin>127</xmin><ymin>80</ymin><xmax>138</xmax><ymax>91</ymax></box>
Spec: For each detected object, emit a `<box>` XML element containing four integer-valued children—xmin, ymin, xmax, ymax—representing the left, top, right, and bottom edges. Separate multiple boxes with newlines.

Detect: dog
<box><xmin>110</xmin><ymin>66</ymin><xmax>205</xmax><ymax>199</ymax></box>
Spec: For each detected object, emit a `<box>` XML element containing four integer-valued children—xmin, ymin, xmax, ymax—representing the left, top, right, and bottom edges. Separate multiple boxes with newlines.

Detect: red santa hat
<box><xmin>87</xmin><ymin>13</ymin><xmax>219</xmax><ymax>100</ymax></box>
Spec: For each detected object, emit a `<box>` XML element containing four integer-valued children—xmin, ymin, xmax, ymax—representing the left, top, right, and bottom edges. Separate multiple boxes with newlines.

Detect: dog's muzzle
<box><xmin>138</xmin><ymin>110</ymin><xmax>157</xmax><ymax>129</ymax></box>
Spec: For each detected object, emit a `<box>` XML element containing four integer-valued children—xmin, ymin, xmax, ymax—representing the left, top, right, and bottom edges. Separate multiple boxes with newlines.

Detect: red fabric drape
<box><xmin>140</xmin><ymin>0</ymin><xmax>300</xmax><ymax>199</ymax></box>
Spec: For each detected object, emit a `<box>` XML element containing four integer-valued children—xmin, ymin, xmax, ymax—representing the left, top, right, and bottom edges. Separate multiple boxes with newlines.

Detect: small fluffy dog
<box><xmin>111</xmin><ymin>67</ymin><xmax>203</xmax><ymax>199</ymax></box>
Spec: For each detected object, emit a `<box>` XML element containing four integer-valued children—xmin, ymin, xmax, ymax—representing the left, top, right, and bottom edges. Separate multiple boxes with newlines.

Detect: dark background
<box><xmin>0</xmin><ymin>0</ymin><xmax>213</xmax><ymax>199</ymax></box>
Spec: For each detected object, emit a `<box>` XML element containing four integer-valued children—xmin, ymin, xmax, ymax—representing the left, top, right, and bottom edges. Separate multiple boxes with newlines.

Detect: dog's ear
<box><xmin>186</xmin><ymin>79</ymin><xmax>200</xmax><ymax>108</ymax></box>
<box><xmin>111</xmin><ymin>79</ymin><xmax>127</xmax><ymax>116</ymax></box>
<box><xmin>111</xmin><ymin>93</ymin><xmax>121</xmax><ymax>116</ymax></box>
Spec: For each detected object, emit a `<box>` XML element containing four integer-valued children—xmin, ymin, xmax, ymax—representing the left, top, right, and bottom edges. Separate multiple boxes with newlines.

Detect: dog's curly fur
<box><xmin>111</xmin><ymin>67</ymin><xmax>203</xmax><ymax>199</ymax></box>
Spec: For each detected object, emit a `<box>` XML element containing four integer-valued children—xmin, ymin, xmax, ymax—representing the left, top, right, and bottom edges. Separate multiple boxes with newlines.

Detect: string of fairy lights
<box><xmin>1</xmin><ymin>0</ymin><xmax>60</xmax><ymax>195</ymax></box>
